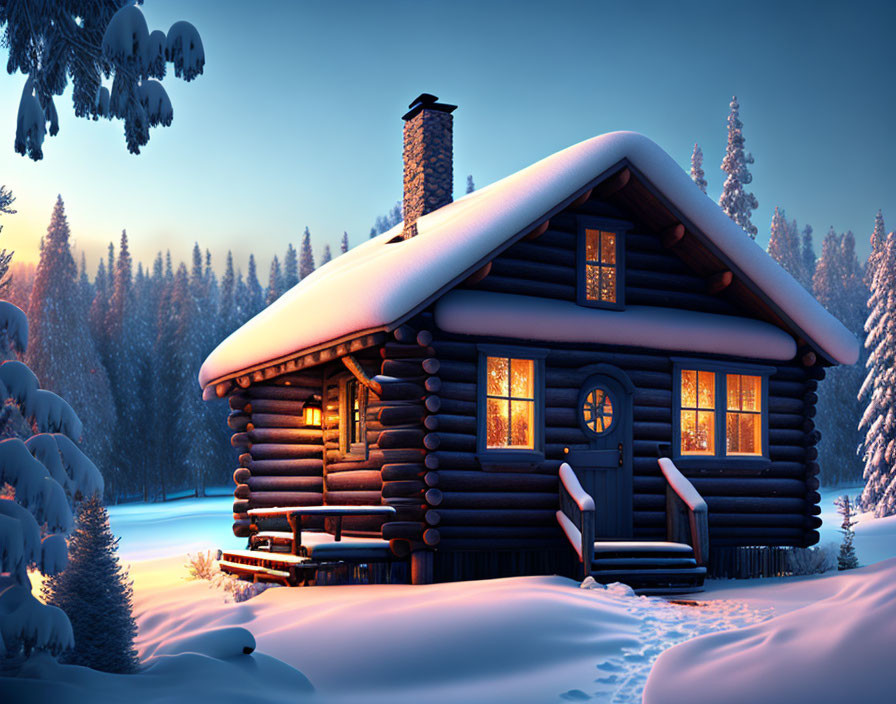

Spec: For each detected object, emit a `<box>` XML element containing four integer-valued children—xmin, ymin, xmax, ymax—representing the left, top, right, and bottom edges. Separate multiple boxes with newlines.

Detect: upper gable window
<box><xmin>577</xmin><ymin>218</ymin><xmax>627</xmax><ymax>309</ymax></box>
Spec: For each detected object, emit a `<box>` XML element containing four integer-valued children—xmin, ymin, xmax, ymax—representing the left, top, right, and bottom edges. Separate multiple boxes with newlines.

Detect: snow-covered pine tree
<box><xmin>26</xmin><ymin>197</ymin><xmax>114</xmax><ymax>493</ymax></box>
<box><xmin>719</xmin><ymin>96</ymin><xmax>758</xmax><ymax>238</ymax></box>
<box><xmin>864</xmin><ymin>210</ymin><xmax>886</xmax><ymax>288</ymax></box>
<box><xmin>833</xmin><ymin>495</ymin><xmax>859</xmax><ymax>570</ymax></box>
<box><xmin>321</xmin><ymin>244</ymin><xmax>332</xmax><ymax>265</ymax></box>
<box><xmin>0</xmin><ymin>298</ymin><xmax>105</xmax><ymax>674</ymax></box>
<box><xmin>1</xmin><ymin>2</ymin><xmax>204</xmax><ymax>159</ymax></box>
<box><xmin>813</xmin><ymin>226</ymin><xmax>867</xmax><ymax>486</ymax></box>
<box><xmin>466</xmin><ymin>175</ymin><xmax>475</xmax><ymax>194</ymax></box>
<box><xmin>219</xmin><ymin>251</ymin><xmax>237</xmax><ymax>335</ymax></box>
<box><xmin>41</xmin><ymin>495</ymin><xmax>138</xmax><ymax>672</ymax></box>
<box><xmin>266</xmin><ymin>255</ymin><xmax>283</xmax><ymax>306</ymax></box>
<box><xmin>283</xmin><ymin>243</ymin><xmax>299</xmax><ymax>290</ymax></box>
<box><xmin>370</xmin><ymin>201</ymin><xmax>402</xmax><ymax>238</ymax></box>
<box><xmin>300</xmin><ymin>227</ymin><xmax>315</xmax><ymax>279</ymax></box>
<box><xmin>0</xmin><ymin>185</ymin><xmax>15</xmax><ymax>295</ymax></box>
<box><xmin>859</xmin><ymin>230</ymin><xmax>896</xmax><ymax>516</ymax></box>
<box><xmin>800</xmin><ymin>224</ymin><xmax>816</xmax><ymax>289</ymax></box>
<box><xmin>690</xmin><ymin>143</ymin><xmax>707</xmax><ymax>194</ymax></box>
<box><xmin>88</xmin><ymin>258</ymin><xmax>109</xmax><ymax>362</ymax></box>
<box><xmin>767</xmin><ymin>207</ymin><xmax>802</xmax><ymax>278</ymax></box>
<box><xmin>234</xmin><ymin>269</ymin><xmax>247</xmax><ymax>323</ymax></box>
<box><xmin>341</xmin><ymin>232</ymin><xmax>349</xmax><ymax>254</ymax></box>
<box><xmin>131</xmin><ymin>262</ymin><xmax>156</xmax><ymax>500</ymax></box>
<box><xmin>245</xmin><ymin>254</ymin><xmax>264</xmax><ymax>321</ymax></box>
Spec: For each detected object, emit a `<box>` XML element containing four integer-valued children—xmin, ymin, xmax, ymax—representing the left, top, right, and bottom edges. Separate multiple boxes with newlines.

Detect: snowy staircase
<box><xmin>558</xmin><ymin>459</ymin><xmax>709</xmax><ymax>595</ymax></box>
<box><xmin>590</xmin><ymin>541</ymin><xmax>706</xmax><ymax>595</ymax></box>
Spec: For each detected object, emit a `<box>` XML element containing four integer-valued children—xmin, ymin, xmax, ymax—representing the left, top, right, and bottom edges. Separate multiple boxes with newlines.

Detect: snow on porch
<box><xmin>434</xmin><ymin>290</ymin><xmax>798</xmax><ymax>360</ymax></box>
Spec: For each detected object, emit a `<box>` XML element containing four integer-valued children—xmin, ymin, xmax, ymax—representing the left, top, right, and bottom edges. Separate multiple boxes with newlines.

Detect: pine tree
<box><xmin>466</xmin><ymin>175</ymin><xmax>475</xmax><ymax>194</ymax></box>
<box><xmin>321</xmin><ymin>244</ymin><xmax>332</xmax><ymax>265</ymax></box>
<box><xmin>219</xmin><ymin>250</ymin><xmax>237</xmax><ymax>335</ymax></box>
<box><xmin>26</xmin><ymin>196</ymin><xmax>114</xmax><ymax>492</ymax></box>
<box><xmin>859</xmin><ymin>230</ymin><xmax>896</xmax><ymax>516</ymax></box>
<box><xmin>245</xmin><ymin>254</ymin><xmax>264</xmax><ymax>320</ymax></box>
<box><xmin>865</xmin><ymin>210</ymin><xmax>886</xmax><ymax>288</ymax></box>
<box><xmin>41</xmin><ymin>495</ymin><xmax>139</xmax><ymax>672</ymax></box>
<box><xmin>88</xmin><ymin>258</ymin><xmax>109</xmax><ymax>362</ymax></box>
<box><xmin>767</xmin><ymin>207</ymin><xmax>801</xmax><ymax>278</ymax></box>
<box><xmin>0</xmin><ymin>184</ymin><xmax>14</xmax><ymax>294</ymax></box>
<box><xmin>341</xmin><ymin>231</ymin><xmax>349</xmax><ymax>254</ymax></box>
<box><xmin>719</xmin><ymin>96</ymin><xmax>758</xmax><ymax>238</ymax></box>
<box><xmin>300</xmin><ymin>227</ymin><xmax>315</xmax><ymax>279</ymax></box>
<box><xmin>690</xmin><ymin>143</ymin><xmax>707</xmax><ymax>194</ymax></box>
<box><xmin>283</xmin><ymin>243</ymin><xmax>299</xmax><ymax>290</ymax></box>
<box><xmin>833</xmin><ymin>495</ymin><xmax>859</xmax><ymax>570</ymax></box>
<box><xmin>2</xmin><ymin>3</ymin><xmax>204</xmax><ymax>160</ymax></box>
<box><xmin>370</xmin><ymin>201</ymin><xmax>402</xmax><ymax>238</ymax></box>
<box><xmin>77</xmin><ymin>251</ymin><xmax>92</xmax><ymax>311</ymax></box>
<box><xmin>800</xmin><ymin>224</ymin><xmax>816</xmax><ymax>289</ymax></box>
<box><xmin>266</xmin><ymin>255</ymin><xmax>283</xmax><ymax>306</ymax></box>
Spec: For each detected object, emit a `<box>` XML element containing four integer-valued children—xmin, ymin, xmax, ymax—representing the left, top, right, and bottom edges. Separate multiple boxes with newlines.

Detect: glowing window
<box><xmin>726</xmin><ymin>374</ymin><xmax>762</xmax><ymax>456</ymax></box>
<box><xmin>485</xmin><ymin>356</ymin><xmax>535</xmax><ymax>449</ymax></box>
<box><xmin>680</xmin><ymin>369</ymin><xmax>715</xmax><ymax>455</ymax></box>
<box><xmin>584</xmin><ymin>229</ymin><xmax>618</xmax><ymax>304</ymax></box>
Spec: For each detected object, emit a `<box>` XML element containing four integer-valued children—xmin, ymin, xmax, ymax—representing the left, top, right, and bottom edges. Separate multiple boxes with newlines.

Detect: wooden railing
<box><xmin>658</xmin><ymin>457</ymin><xmax>709</xmax><ymax>566</ymax></box>
<box><xmin>556</xmin><ymin>462</ymin><xmax>595</xmax><ymax>577</ymax></box>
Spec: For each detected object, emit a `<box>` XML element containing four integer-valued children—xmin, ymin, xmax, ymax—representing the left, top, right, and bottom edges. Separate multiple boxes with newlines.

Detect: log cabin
<box><xmin>199</xmin><ymin>93</ymin><xmax>859</xmax><ymax>593</ymax></box>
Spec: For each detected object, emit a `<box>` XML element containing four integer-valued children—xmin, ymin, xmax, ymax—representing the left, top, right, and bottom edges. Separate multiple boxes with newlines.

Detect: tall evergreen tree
<box><xmin>341</xmin><ymin>231</ymin><xmax>349</xmax><ymax>254</ymax></box>
<box><xmin>865</xmin><ymin>210</ymin><xmax>886</xmax><ymax>288</ymax></box>
<box><xmin>370</xmin><ymin>201</ymin><xmax>402</xmax><ymax>238</ymax></box>
<box><xmin>41</xmin><ymin>495</ymin><xmax>139</xmax><ymax>673</ymax></box>
<box><xmin>466</xmin><ymin>174</ymin><xmax>475</xmax><ymax>194</ymax></box>
<box><xmin>234</xmin><ymin>269</ymin><xmax>247</xmax><ymax>323</ymax></box>
<box><xmin>266</xmin><ymin>255</ymin><xmax>283</xmax><ymax>306</ymax></box>
<box><xmin>0</xmin><ymin>184</ymin><xmax>14</xmax><ymax>295</ymax></box>
<box><xmin>834</xmin><ymin>495</ymin><xmax>859</xmax><ymax>570</ymax></box>
<box><xmin>859</xmin><ymin>231</ymin><xmax>896</xmax><ymax>515</ymax></box>
<box><xmin>719</xmin><ymin>96</ymin><xmax>758</xmax><ymax>238</ymax></box>
<box><xmin>26</xmin><ymin>196</ymin><xmax>114</xmax><ymax>493</ymax></box>
<box><xmin>690</xmin><ymin>143</ymin><xmax>707</xmax><ymax>194</ymax></box>
<box><xmin>88</xmin><ymin>258</ymin><xmax>109</xmax><ymax>363</ymax></box>
<box><xmin>800</xmin><ymin>224</ymin><xmax>816</xmax><ymax>289</ymax></box>
<box><xmin>767</xmin><ymin>207</ymin><xmax>801</xmax><ymax>278</ymax></box>
<box><xmin>300</xmin><ymin>227</ymin><xmax>315</xmax><ymax>279</ymax></box>
<box><xmin>245</xmin><ymin>254</ymin><xmax>264</xmax><ymax>320</ymax></box>
<box><xmin>219</xmin><ymin>250</ymin><xmax>237</xmax><ymax>335</ymax></box>
<box><xmin>283</xmin><ymin>243</ymin><xmax>299</xmax><ymax>290</ymax></box>
<box><xmin>321</xmin><ymin>244</ymin><xmax>332</xmax><ymax>265</ymax></box>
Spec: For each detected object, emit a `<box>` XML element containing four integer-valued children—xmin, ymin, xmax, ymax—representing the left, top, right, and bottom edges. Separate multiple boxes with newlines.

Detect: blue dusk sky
<box><xmin>0</xmin><ymin>0</ymin><xmax>894</xmax><ymax>277</ymax></box>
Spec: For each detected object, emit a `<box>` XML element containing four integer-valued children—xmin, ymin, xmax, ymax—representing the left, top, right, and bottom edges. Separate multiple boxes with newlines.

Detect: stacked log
<box><xmin>229</xmin><ymin>374</ymin><xmax>323</xmax><ymax>537</ymax></box>
<box><xmin>376</xmin><ymin>321</ymin><xmax>436</xmax><ymax>573</ymax></box>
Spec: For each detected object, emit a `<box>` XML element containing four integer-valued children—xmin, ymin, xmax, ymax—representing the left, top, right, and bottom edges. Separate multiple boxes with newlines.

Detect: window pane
<box><xmin>741</xmin><ymin>375</ymin><xmax>761</xmax><ymax>412</ymax></box>
<box><xmin>600</xmin><ymin>266</ymin><xmax>616</xmax><ymax>303</ymax></box>
<box><xmin>585</xmin><ymin>229</ymin><xmax>599</xmax><ymax>261</ymax></box>
<box><xmin>726</xmin><ymin>411</ymin><xmax>739</xmax><ymax>453</ymax></box>
<box><xmin>698</xmin><ymin>371</ymin><xmax>715</xmax><ymax>409</ymax></box>
<box><xmin>585</xmin><ymin>264</ymin><xmax>600</xmax><ymax>300</ymax></box>
<box><xmin>696</xmin><ymin>411</ymin><xmax>715</xmax><ymax>454</ymax></box>
<box><xmin>601</xmin><ymin>232</ymin><xmax>616</xmax><ymax>265</ymax></box>
<box><xmin>681</xmin><ymin>410</ymin><xmax>697</xmax><ymax>453</ymax></box>
<box><xmin>486</xmin><ymin>356</ymin><xmax>508</xmax><ymax>396</ymax></box>
<box><xmin>583</xmin><ymin>387</ymin><xmax>614</xmax><ymax>434</ymax></box>
<box><xmin>726</xmin><ymin>374</ymin><xmax>741</xmax><ymax>410</ymax></box>
<box><xmin>510</xmin><ymin>399</ymin><xmax>534</xmax><ymax>448</ymax></box>
<box><xmin>487</xmin><ymin>398</ymin><xmax>509</xmax><ymax>448</ymax></box>
<box><xmin>510</xmin><ymin>358</ymin><xmax>534</xmax><ymax>399</ymax></box>
<box><xmin>743</xmin><ymin>413</ymin><xmax>761</xmax><ymax>454</ymax></box>
<box><xmin>681</xmin><ymin>370</ymin><xmax>697</xmax><ymax>408</ymax></box>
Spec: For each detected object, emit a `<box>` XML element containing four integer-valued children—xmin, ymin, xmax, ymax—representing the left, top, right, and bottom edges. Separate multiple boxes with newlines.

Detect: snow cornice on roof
<box><xmin>199</xmin><ymin>132</ymin><xmax>859</xmax><ymax>389</ymax></box>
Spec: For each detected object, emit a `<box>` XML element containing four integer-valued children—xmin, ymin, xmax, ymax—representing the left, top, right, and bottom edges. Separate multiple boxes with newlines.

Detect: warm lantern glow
<box><xmin>485</xmin><ymin>356</ymin><xmax>535</xmax><ymax>449</ymax></box>
<box><xmin>303</xmin><ymin>398</ymin><xmax>322</xmax><ymax>427</ymax></box>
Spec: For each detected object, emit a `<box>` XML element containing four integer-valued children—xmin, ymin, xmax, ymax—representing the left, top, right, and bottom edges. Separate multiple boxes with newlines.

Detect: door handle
<box><xmin>618</xmin><ymin>443</ymin><xmax>624</xmax><ymax>466</ymax></box>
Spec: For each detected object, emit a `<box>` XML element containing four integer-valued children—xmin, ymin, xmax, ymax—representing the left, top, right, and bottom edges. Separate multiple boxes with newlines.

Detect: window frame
<box><xmin>576</xmin><ymin>216</ymin><xmax>629</xmax><ymax>310</ymax></box>
<box><xmin>338</xmin><ymin>375</ymin><xmax>368</xmax><ymax>461</ymax></box>
<box><xmin>671</xmin><ymin>358</ymin><xmax>774</xmax><ymax>469</ymax></box>
<box><xmin>476</xmin><ymin>344</ymin><xmax>548</xmax><ymax>469</ymax></box>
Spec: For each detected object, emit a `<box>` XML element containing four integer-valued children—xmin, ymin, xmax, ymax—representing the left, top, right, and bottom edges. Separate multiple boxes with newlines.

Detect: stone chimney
<box><xmin>402</xmin><ymin>93</ymin><xmax>457</xmax><ymax>238</ymax></box>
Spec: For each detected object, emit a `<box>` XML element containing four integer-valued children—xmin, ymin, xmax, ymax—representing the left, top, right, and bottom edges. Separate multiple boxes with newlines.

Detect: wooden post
<box><xmin>411</xmin><ymin>550</ymin><xmax>433</xmax><ymax>584</ymax></box>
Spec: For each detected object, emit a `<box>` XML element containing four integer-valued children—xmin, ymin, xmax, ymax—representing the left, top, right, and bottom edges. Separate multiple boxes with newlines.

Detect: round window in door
<box><xmin>582</xmin><ymin>385</ymin><xmax>615</xmax><ymax>435</ymax></box>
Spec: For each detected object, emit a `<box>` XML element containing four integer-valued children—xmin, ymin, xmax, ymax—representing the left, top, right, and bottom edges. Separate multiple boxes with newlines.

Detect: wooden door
<box><xmin>565</xmin><ymin>374</ymin><xmax>633</xmax><ymax>539</ymax></box>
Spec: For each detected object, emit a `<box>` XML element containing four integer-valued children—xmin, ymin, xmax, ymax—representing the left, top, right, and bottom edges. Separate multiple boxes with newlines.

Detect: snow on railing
<box><xmin>559</xmin><ymin>462</ymin><xmax>595</xmax><ymax>512</ymax></box>
<box><xmin>658</xmin><ymin>457</ymin><xmax>709</xmax><ymax>565</ymax></box>
<box><xmin>658</xmin><ymin>458</ymin><xmax>707</xmax><ymax>513</ymax></box>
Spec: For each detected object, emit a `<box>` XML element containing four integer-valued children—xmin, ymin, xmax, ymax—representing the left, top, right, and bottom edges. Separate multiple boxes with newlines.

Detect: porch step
<box><xmin>590</xmin><ymin>540</ymin><xmax>705</xmax><ymax>594</ymax></box>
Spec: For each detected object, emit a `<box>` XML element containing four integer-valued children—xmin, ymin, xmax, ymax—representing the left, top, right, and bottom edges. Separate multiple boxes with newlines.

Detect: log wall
<box><xmin>229</xmin><ymin>373</ymin><xmax>324</xmax><ymax>537</ymax></box>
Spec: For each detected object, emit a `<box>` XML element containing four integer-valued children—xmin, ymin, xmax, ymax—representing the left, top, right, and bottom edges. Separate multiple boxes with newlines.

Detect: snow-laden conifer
<box><xmin>690</xmin><ymin>143</ymin><xmax>707</xmax><ymax>194</ymax></box>
<box><xmin>865</xmin><ymin>210</ymin><xmax>886</xmax><ymax>288</ymax></box>
<box><xmin>41</xmin><ymin>495</ymin><xmax>138</xmax><ymax>673</ymax></box>
<box><xmin>767</xmin><ymin>207</ymin><xmax>802</xmax><ymax>279</ymax></box>
<box><xmin>321</xmin><ymin>244</ymin><xmax>332</xmax><ymax>265</ymax></box>
<box><xmin>219</xmin><ymin>251</ymin><xmax>237</xmax><ymax>336</ymax></box>
<box><xmin>300</xmin><ymin>227</ymin><xmax>315</xmax><ymax>279</ymax></box>
<box><xmin>341</xmin><ymin>232</ymin><xmax>349</xmax><ymax>254</ymax></box>
<box><xmin>283</xmin><ymin>243</ymin><xmax>299</xmax><ymax>290</ymax></box>
<box><xmin>266</xmin><ymin>255</ymin><xmax>283</xmax><ymax>306</ymax></box>
<box><xmin>245</xmin><ymin>255</ymin><xmax>264</xmax><ymax>321</ymax></box>
<box><xmin>800</xmin><ymin>225</ymin><xmax>816</xmax><ymax>289</ymax></box>
<box><xmin>859</xmin><ymin>230</ymin><xmax>896</xmax><ymax>516</ymax></box>
<box><xmin>834</xmin><ymin>495</ymin><xmax>859</xmax><ymax>570</ymax></box>
<box><xmin>466</xmin><ymin>175</ymin><xmax>476</xmax><ymax>194</ymax></box>
<box><xmin>719</xmin><ymin>96</ymin><xmax>758</xmax><ymax>238</ymax></box>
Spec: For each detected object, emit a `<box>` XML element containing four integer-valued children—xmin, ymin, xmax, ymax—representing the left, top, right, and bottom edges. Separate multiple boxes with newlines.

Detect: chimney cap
<box><xmin>402</xmin><ymin>93</ymin><xmax>457</xmax><ymax>121</ymax></box>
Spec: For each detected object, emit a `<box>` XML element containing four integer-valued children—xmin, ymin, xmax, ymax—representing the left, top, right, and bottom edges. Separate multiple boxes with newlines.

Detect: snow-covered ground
<box><xmin>7</xmin><ymin>488</ymin><xmax>896</xmax><ymax>703</ymax></box>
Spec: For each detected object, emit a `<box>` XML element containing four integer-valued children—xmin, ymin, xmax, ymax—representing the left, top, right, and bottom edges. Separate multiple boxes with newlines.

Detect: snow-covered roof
<box><xmin>199</xmin><ymin>131</ymin><xmax>859</xmax><ymax>388</ymax></box>
<box><xmin>434</xmin><ymin>291</ymin><xmax>798</xmax><ymax>361</ymax></box>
